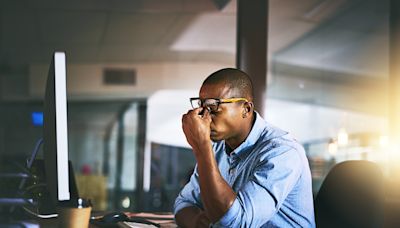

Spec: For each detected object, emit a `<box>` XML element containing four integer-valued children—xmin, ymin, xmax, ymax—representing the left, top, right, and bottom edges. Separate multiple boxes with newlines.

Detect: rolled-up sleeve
<box><xmin>174</xmin><ymin>165</ymin><xmax>203</xmax><ymax>215</ymax></box>
<box><xmin>214</xmin><ymin>146</ymin><xmax>303</xmax><ymax>227</ymax></box>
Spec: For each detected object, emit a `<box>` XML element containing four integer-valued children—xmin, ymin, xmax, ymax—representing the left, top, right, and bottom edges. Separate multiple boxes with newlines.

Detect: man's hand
<box><xmin>182</xmin><ymin>108</ymin><xmax>212</xmax><ymax>155</ymax></box>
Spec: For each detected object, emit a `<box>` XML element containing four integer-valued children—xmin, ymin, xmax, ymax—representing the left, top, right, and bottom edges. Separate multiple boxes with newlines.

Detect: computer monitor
<box><xmin>43</xmin><ymin>52</ymin><xmax>71</xmax><ymax>204</ymax></box>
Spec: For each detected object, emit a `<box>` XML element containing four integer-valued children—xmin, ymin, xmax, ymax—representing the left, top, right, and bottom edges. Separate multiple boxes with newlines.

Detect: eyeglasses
<box><xmin>190</xmin><ymin>97</ymin><xmax>249</xmax><ymax>112</ymax></box>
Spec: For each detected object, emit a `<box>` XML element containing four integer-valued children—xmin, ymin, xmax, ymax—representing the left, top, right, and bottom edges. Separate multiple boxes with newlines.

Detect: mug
<box><xmin>57</xmin><ymin>198</ymin><xmax>92</xmax><ymax>228</ymax></box>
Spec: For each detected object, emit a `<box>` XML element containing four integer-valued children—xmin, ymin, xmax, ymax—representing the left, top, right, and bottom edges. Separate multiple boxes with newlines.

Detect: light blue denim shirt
<box><xmin>174</xmin><ymin>112</ymin><xmax>315</xmax><ymax>227</ymax></box>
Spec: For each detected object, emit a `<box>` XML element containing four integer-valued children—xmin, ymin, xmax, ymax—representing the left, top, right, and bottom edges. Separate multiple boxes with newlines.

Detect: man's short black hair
<box><xmin>202</xmin><ymin>68</ymin><xmax>254</xmax><ymax>101</ymax></box>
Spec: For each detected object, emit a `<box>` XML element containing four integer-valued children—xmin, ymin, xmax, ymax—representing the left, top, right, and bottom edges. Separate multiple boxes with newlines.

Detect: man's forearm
<box><xmin>175</xmin><ymin>206</ymin><xmax>210</xmax><ymax>228</ymax></box>
<box><xmin>195</xmin><ymin>145</ymin><xmax>236</xmax><ymax>223</ymax></box>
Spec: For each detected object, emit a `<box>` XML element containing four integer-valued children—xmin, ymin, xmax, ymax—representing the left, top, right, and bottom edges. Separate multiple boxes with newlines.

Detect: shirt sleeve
<box><xmin>173</xmin><ymin>165</ymin><xmax>204</xmax><ymax>215</ymax></box>
<box><xmin>215</xmin><ymin>145</ymin><xmax>303</xmax><ymax>227</ymax></box>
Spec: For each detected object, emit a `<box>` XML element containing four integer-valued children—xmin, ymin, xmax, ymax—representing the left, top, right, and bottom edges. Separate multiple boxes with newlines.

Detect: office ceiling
<box><xmin>0</xmin><ymin>0</ymin><xmax>323</xmax><ymax>65</ymax></box>
<box><xmin>0</xmin><ymin>0</ymin><xmax>390</xmax><ymax>116</ymax></box>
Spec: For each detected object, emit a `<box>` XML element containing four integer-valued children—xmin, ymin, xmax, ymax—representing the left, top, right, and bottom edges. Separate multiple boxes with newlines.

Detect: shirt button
<box><xmin>229</xmin><ymin>168</ymin><xmax>235</xmax><ymax>175</ymax></box>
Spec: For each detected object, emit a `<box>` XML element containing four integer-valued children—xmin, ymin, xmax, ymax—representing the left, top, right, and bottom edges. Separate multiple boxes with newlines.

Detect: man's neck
<box><xmin>225</xmin><ymin>113</ymin><xmax>256</xmax><ymax>152</ymax></box>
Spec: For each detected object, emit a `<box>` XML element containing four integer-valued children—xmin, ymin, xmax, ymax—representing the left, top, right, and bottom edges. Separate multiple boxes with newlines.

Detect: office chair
<box><xmin>314</xmin><ymin>160</ymin><xmax>384</xmax><ymax>228</ymax></box>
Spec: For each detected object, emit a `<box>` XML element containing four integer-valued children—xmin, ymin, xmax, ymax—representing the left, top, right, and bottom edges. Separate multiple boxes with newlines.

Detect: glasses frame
<box><xmin>189</xmin><ymin>97</ymin><xmax>249</xmax><ymax>112</ymax></box>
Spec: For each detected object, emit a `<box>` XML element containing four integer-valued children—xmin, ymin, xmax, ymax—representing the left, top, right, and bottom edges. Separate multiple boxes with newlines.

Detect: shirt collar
<box><xmin>227</xmin><ymin>111</ymin><xmax>266</xmax><ymax>159</ymax></box>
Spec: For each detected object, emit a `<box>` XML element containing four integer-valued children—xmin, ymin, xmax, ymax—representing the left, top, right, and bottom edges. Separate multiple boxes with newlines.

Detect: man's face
<box><xmin>199</xmin><ymin>82</ymin><xmax>245</xmax><ymax>142</ymax></box>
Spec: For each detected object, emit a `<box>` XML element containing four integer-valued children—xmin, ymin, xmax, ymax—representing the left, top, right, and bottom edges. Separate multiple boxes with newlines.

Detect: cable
<box><xmin>11</xmin><ymin>161</ymin><xmax>32</xmax><ymax>178</ymax></box>
<box><xmin>26</xmin><ymin>138</ymin><xmax>43</xmax><ymax>169</ymax></box>
<box><xmin>20</xmin><ymin>183</ymin><xmax>46</xmax><ymax>196</ymax></box>
<box><xmin>18</xmin><ymin>183</ymin><xmax>59</xmax><ymax>219</ymax></box>
<box><xmin>22</xmin><ymin>206</ymin><xmax>58</xmax><ymax>219</ymax></box>
<box><xmin>9</xmin><ymin>138</ymin><xmax>43</xmax><ymax>214</ymax></box>
<box><xmin>7</xmin><ymin>138</ymin><xmax>59</xmax><ymax>220</ymax></box>
<box><xmin>18</xmin><ymin>138</ymin><xmax>43</xmax><ymax>191</ymax></box>
<box><xmin>12</xmin><ymin>182</ymin><xmax>59</xmax><ymax>219</ymax></box>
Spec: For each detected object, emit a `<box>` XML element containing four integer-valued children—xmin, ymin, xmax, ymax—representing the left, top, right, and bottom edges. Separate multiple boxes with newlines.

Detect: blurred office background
<box><xmin>0</xmin><ymin>0</ymin><xmax>399</xmax><ymax>213</ymax></box>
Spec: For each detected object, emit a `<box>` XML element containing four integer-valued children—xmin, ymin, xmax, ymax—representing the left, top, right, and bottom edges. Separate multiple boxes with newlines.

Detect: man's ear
<box><xmin>242</xmin><ymin>102</ymin><xmax>254</xmax><ymax>118</ymax></box>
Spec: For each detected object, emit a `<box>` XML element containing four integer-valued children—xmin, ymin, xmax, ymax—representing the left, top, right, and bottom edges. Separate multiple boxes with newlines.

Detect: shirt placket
<box><xmin>228</xmin><ymin>154</ymin><xmax>239</xmax><ymax>185</ymax></box>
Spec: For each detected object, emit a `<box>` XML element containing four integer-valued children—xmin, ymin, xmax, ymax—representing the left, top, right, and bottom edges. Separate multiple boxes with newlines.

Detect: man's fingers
<box><xmin>185</xmin><ymin>108</ymin><xmax>203</xmax><ymax>116</ymax></box>
<box><xmin>193</xmin><ymin>107</ymin><xmax>203</xmax><ymax>116</ymax></box>
<box><xmin>202</xmin><ymin>107</ymin><xmax>211</xmax><ymax>120</ymax></box>
<box><xmin>182</xmin><ymin>108</ymin><xmax>211</xmax><ymax>126</ymax></box>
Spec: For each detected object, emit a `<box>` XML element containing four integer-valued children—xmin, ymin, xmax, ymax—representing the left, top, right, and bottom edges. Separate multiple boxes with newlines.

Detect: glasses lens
<box><xmin>190</xmin><ymin>98</ymin><xmax>201</xmax><ymax>109</ymax></box>
<box><xmin>203</xmin><ymin>99</ymin><xmax>219</xmax><ymax>112</ymax></box>
<box><xmin>190</xmin><ymin>98</ymin><xmax>220</xmax><ymax>111</ymax></box>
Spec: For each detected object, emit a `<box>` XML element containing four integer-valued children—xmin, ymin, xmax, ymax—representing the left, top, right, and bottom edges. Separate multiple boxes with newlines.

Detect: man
<box><xmin>174</xmin><ymin>68</ymin><xmax>315</xmax><ymax>227</ymax></box>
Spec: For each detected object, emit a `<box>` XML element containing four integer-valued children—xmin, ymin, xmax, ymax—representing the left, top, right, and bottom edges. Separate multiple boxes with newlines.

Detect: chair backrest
<box><xmin>314</xmin><ymin>160</ymin><xmax>384</xmax><ymax>228</ymax></box>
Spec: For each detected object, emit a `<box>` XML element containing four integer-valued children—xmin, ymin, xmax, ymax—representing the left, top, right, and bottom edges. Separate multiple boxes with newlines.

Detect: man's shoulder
<box><xmin>256</xmin><ymin>122</ymin><xmax>305</xmax><ymax>159</ymax></box>
<box><xmin>257</xmin><ymin>121</ymin><xmax>297</xmax><ymax>145</ymax></box>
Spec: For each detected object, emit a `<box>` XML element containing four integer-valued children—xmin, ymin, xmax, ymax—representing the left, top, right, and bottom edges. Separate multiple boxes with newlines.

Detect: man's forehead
<box><xmin>199</xmin><ymin>83</ymin><xmax>233</xmax><ymax>98</ymax></box>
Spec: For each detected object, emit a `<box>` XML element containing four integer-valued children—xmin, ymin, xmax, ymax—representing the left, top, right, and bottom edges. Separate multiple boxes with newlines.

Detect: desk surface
<box><xmin>35</xmin><ymin>211</ymin><xmax>177</xmax><ymax>228</ymax></box>
<box><xmin>119</xmin><ymin>212</ymin><xmax>176</xmax><ymax>228</ymax></box>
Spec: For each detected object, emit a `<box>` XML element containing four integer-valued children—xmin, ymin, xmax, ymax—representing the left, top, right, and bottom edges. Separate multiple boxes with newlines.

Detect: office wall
<box><xmin>146</xmin><ymin>90</ymin><xmax>387</xmax><ymax>146</ymax></box>
<box><xmin>0</xmin><ymin>61</ymin><xmax>229</xmax><ymax>162</ymax></box>
<box><xmin>28</xmin><ymin>62</ymin><xmax>229</xmax><ymax>100</ymax></box>
<box><xmin>0</xmin><ymin>71</ymin><xmax>30</xmax><ymax>100</ymax></box>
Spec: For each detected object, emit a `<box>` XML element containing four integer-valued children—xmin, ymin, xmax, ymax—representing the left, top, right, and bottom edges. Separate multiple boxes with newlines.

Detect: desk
<box><xmin>36</xmin><ymin>211</ymin><xmax>177</xmax><ymax>228</ymax></box>
<box><xmin>122</xmin><ymin>212</ymin><xmax>176</xmax><ymax>227</ymax></box>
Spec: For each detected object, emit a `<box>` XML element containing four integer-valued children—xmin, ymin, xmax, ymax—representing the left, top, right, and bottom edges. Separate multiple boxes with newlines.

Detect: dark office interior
<box><xmin>1</xmin><ymin>0</ymin><xmax>400</xmax><ymax>227</ymax></box>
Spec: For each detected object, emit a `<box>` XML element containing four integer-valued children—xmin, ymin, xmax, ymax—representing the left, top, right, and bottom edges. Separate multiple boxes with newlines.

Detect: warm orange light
<box><xmin>328</xmin><ymin>141</ymin><xmax>338</xmax><ymax>156</ymax></box>
<box><xmin>338</xmin><ymin>128</ymin><xmax>348</xmax><ymax>146</ymax></box>
<box><xmin>379</xmin><ymin>135</ymin><xmax>389</xmax><ymax>147</ymax></box>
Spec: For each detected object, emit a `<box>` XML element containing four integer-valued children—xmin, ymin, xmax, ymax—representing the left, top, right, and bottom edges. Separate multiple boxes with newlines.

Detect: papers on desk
<box><xmin>118</xmin><ymin>212</ymin><xmax>176</xmax><ymax>228</ymax></box>
<box><xmin>118</xmin><ymin>221</ymin><xmax>157</xmax><ymax>228</ymax></box>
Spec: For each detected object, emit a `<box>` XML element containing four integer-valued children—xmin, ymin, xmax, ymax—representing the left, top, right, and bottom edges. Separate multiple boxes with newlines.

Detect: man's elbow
<box><xmin>175</xmin><ymin>206</ymin><xmax>208</xmax><ymax>228</ymax></box>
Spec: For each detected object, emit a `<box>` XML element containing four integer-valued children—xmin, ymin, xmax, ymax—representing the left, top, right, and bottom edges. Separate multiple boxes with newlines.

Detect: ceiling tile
<box><xmin>103</xmin><ymin>12</ymin><xmax>179</xmax><ymax>45</ymax></box>
<box><xmin>38</xmin><ymin>10</ymin><xmax>108</xmax><ymax>45</ymax></box>
<box><xmin>98</xmin><ymin>45</ymin><xmax>153</xmax><ymax>62</ymax></box>
<box><xmin>1</xmin><ymin>9</ymin><xmax>39</xmax><ymax>47</ymax></box>
<box><xmin>170</xmin><ymin>13</ymin><xmax>236</xmax><ymax>54</ymax></box>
